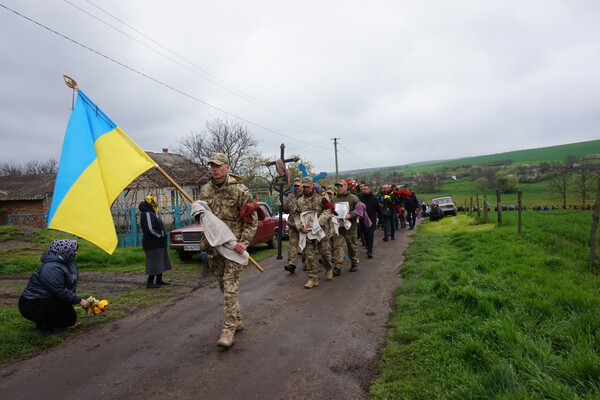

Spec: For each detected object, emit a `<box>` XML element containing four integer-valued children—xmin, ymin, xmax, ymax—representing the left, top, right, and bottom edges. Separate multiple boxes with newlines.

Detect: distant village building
<box><xmin>0</xmin><ymin>173</ymin><xmax>55</xmax><ymax>227</ymax></box>
<box><xmin>0</xmin><ymin>149</ymin><xmax>206</xmax><ymax>230</ymax></box>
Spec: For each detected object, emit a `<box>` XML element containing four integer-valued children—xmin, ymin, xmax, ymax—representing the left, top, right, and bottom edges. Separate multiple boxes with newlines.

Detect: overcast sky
<box><xmin>1</xmin><ymin>1</ymin><xmax>599</xmax><ymax>175</ymax></box>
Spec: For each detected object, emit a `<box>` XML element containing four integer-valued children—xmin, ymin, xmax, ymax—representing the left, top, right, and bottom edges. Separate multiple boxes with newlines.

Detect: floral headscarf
<box><xmin>49</xmin><ymin>239</ymin><xmax>78</xmax><ymax>263</ymax></box>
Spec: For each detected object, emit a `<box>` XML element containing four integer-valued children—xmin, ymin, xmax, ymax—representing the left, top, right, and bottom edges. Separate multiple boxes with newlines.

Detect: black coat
<box><xmin>139</xmin><ymin>201</ymin><xmax>168</xmax><ymax>250</ymax></box>
<box><xmin>21</xmin><ymin>250</ymin><xmax>81</xmax><ymax>304</ymax></box>
<box><xmin>359</xmin><ymin>192</ymin><xmax>381</xmax><ymax>228</ymax></box>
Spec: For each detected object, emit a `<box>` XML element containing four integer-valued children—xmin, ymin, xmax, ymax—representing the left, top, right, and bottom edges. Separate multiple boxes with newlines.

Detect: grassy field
<box><xmin>418</xmin><ymin>177</ymin><xmax>590</xmax><ymax>210</ymax></box>
<box><xmin>340</xmin><ymin>139</ymin><xmax>600</xmax><ymax>177</ymax></box>
<box><xmin>370</xmin><ymin>211</ymin><xmax>600</xmax><ymax>399</ymax></box>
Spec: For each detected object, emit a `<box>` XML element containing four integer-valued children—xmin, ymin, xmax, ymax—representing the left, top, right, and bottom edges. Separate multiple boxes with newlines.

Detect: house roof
<box><xmin>0</xmin><ymin>152</ymin><xmax>205</xmax><ymax>202</ymax></box>
<box><xmin>0</xmin><ymin>173</ymin><xmax>56</xmax><ymax>201</ymax></box>
<box><xmin>127</xmin><ymin>151</ymin><xmax>208</xmax><ymax>189</ymax></box>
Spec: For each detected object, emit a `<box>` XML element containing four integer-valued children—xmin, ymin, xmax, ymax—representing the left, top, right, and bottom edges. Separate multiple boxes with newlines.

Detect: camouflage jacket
<box><xmin>295</xmin><ymin>190</ymin><xmax>333</xmax><ymax>238</ymax></box>
<box><xmin>332</xmin><ymin>192</ymin><xmax>360</xmax><ymax>230</ymax></box>
<box><xmin>282</xmin><ymin>192</ymin><xmax>302</xmax><ymax>229</ymax></box>
<box><xmin>199</xmin><ymin>174</ymin><xmax>258</xmax><ymax>246</ymax></box>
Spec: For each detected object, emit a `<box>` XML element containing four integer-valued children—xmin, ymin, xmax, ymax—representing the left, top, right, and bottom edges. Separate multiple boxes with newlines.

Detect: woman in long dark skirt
<box><xmin>139</xmin><ymin>195</ymin><xmax>172</xmax><ymax>288</ymax></box>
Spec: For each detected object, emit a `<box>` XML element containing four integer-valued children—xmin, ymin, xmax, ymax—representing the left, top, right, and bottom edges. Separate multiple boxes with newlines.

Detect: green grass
<box><xmin>370</xmin><ymin>212</ymin><xmax>600</xmax><ymax>399</ymax></box>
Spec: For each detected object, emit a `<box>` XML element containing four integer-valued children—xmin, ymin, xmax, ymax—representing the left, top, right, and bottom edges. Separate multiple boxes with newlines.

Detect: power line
<box><xmin>338</xmin><ymin>143</ymin><xmax>372</xmax><ymax>168</ymax></box>
<box><xmin>0</xmin><ymin>2</ymin><xmax>330</xmax><ymax>151</ymax></box>
<box><xmin>69</xmin><ymin>0</ymin><xmax>324</xmax><ymax>137</ymax></box>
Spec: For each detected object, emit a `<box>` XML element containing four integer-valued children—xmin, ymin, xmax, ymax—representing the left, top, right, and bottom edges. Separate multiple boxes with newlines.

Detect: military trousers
<box><xmin>287</xmin><ymin>227</ymin><xmax>300</xmax><ymax>267</ymax></box>
<box><xmin>334</xmin><ymin>225</ymin><xmax>359</xmax><ymax>267</ymax></box>
<box><xmin>208</xmin><ymin>250</ymin><xmax>243</xmax><ymax>331</ymax></box>
<box><xmin>303</xmin><ymin>237</ymin><xmax>332</xmax><ymax>281</ymax></box>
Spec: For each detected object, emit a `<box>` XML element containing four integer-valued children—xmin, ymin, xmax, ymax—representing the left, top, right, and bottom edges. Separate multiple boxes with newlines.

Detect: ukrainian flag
<box><xmin>47</xmin><ymin>90</ymin><xmax>155</xmax><ymax>254</ymax></box>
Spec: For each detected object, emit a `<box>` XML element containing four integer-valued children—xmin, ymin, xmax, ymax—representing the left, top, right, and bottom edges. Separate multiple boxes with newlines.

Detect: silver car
<box><xmin>431</xmin><ymin>196</ymin><xmax>457</xmax><ymax>216</ymax></box>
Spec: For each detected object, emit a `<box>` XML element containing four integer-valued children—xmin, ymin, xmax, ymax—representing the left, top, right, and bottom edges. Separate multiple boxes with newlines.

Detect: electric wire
<box><xmin>74</xmin><ymin>0</ymin><xmax>323</xmax><ymax>137</ymax></box>
<box><xmin>0</xmin><ymin>3</ymin><xmax>330</xmax><ymax>151</ymax></box>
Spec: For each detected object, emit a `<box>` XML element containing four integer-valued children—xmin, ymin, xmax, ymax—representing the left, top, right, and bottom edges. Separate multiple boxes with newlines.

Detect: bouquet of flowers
<box><xmin>377</xmin><ymin>184</ymin><xmax>412</xmax><ymax>210</ymax></box>
<box><xmin>344</xmin><ymin>179</ymin><xmax>361</xmax><ymax>195</ymax></box>
<box><xmin>85</xmin><ymin>296</ymin><xmax>109</xmax><ymax>315</ymax></box>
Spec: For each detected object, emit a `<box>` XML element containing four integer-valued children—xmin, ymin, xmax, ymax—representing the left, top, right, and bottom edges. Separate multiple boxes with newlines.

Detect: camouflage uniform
<box><xmin>282</xmin><ymin>189</ymin><xmax>302</xmax><ymax>268</ymax></box>
<box><xmin>332</xmin><ymin>190</ymin><xmax>360</xmax><ymax>269</ymax></box>
<box><xmin>200</xmin><ymin>173</ymin><xmax>257</xmax><ymax>332</ymax></box>
<box><xmin>295</xmin><ymin>186</ymin><xmax>333</xmax><ymax>283</ymax></box>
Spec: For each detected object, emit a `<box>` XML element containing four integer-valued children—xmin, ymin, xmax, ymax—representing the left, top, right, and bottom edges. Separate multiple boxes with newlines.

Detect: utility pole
<box><xmin>332</xmin><ymin>138</ymin><xmax>340</xmax><ymax>182</ymax></box>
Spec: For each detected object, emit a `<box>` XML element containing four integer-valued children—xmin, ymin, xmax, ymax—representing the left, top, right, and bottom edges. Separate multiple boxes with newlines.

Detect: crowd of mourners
<box><xmin>280</xmin><ymin>178</ymin><xmax>420</xmax><ymax>289</ymax></box>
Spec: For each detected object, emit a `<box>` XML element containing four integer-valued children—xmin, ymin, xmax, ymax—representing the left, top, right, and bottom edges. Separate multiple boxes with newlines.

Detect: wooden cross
<box><xmin>266</xmin><ymin>143</ymin><xmax>299</xmax><ymax>259</ymax></box>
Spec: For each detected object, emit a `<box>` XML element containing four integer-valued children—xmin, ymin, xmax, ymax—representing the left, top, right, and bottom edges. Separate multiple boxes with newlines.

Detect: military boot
<box><xmin>234</xmin><ymin>321</ymin><xmax>244</xmax><ymax>332</ymax></box>
<box><xmin>217</xmin><ymin>329</ymin><xmax>235</xmax><ymax>347</ymax></box>
<box><xmin>333</xmin><ymin>267</ymin><xmax>342</xmax><ymax>276</ymax></box>
<box><xmin>326</xmin><ymin>269</ymin><xmax>333</xmax><ymax>280</ymax></box>
<box><xmin>304</xmin><ymin>280</ymin><xmax>319</xmax><ymax>289</ymax></box>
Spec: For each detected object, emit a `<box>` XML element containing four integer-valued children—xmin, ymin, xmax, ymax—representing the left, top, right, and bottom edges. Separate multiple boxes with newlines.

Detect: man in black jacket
<box><xmin>405</xmin><ymin>191</ymin><xmax>419</xmax><ymax>230</ymax></box>
<box><xmin>359</xmin><ymin>183</ymin><xmax>381</xmax><ymax>259</ymax></box>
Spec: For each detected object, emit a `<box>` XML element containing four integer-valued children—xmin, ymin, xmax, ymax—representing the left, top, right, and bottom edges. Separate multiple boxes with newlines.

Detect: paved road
<box><xmin>0</xmin><ymin>225</ymin><xmax>417</xmax><ymax>400</ymax></box>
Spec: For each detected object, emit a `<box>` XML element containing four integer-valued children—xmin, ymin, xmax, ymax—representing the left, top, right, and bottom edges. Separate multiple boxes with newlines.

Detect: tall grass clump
<box><xmin>371</xmin><ymin>212</ymin><xmax>600</xmax><ymax>399</ymax></box>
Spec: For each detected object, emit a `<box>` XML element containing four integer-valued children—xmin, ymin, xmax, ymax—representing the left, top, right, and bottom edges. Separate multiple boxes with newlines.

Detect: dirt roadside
<box><xmin>0</xmin><ymin>224</ymin><xmax>417</xmax><ymax>400</ymax></box>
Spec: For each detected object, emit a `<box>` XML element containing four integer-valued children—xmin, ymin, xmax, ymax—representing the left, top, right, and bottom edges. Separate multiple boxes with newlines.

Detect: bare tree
<box><xmin>175</xmin><ymin>118</ymin><xmax>259</xmax><ymax>176</ymax></box>
<box><xmin>546</xmin><ymin>161</ymin><xmax>573</xmax><ymax>208</ymax></box>
<box><xmin>575</xmin><ymin>157</ymin><xmax>598</xmax><ymax>209</ymax></box>
<box><xmin>0</xmin><ymin>162</ymin><xmax>22</xmax><ymax>176</ymax></box>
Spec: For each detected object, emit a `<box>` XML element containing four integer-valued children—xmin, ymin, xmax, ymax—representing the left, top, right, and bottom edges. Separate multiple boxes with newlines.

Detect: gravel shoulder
<box><xmin>0</xmin><ymin>224</ymin><xmax>417</xmax><ymax>400</ymax></box>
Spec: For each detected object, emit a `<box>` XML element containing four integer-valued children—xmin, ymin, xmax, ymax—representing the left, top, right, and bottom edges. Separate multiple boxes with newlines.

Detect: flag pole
<box><xmin>153</xmin><ymin>165</ymin><xmax>264</xmax><ymax>273</ymax></box>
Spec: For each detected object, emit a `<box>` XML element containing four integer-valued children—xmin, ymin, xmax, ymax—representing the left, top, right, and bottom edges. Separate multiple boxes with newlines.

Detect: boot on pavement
<box><xmin>333</xmin><ymin>267</ymin><xmax>341</xmax><ymax>276</ymax></box>
<box><xmin>284</xmin><ymin>264</ymin><xmax>296</xmax><ymax>273</ymax></box>
<box><xmin>234</xmin><ymin>320</ymin><xmax>244</xmax><ymax>332</ymax></box>
<box><xmin>304</xmin><ymin>280</ymin><xmax>319</xmax><ymax>289</ymax></box>
<box><xmin>326</xmin><ymin>269</ymin><xmax>333</xmax><ymax>280</ymax></box>
<box><xmin>217</xmin><ymin>329</ymin><xmax>235</xmax><ymax>347</ymax></box>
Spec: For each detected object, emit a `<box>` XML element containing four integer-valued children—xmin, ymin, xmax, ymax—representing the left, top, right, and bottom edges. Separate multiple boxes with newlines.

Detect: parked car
<box><xmin>169</xmin><ymin>202</ymin><xmax>287</xmax><ymax>261</ymax></box>
<box><xmin>431</xmin><ymin>196</ymin><xmax>457</xmax><ymax>216</ymax></box>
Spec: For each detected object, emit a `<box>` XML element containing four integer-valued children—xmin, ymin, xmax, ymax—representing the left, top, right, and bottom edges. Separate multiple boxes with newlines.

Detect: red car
<box><xmin>169</xmin><ymin>202</ymin><xmax>286</xmax><ymax>261</ymax></box>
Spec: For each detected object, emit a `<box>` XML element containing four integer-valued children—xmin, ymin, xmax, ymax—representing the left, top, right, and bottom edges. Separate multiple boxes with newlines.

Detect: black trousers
<box><xmin>19</xmin><ymin>295</ymin><xmax>77</xmax><ymax>329</ymax></box>
<box><xmin>364</xmin><ymin>224</ymin><xmax>375</xmax><ymax>254</ymax></box>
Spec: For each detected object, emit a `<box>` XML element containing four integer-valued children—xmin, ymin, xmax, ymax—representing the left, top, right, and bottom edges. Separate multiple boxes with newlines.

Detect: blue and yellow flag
<box><xmin>47</xmin><ymin>90</ymin><xmax>155</xmax><ymax>254</ymax></box>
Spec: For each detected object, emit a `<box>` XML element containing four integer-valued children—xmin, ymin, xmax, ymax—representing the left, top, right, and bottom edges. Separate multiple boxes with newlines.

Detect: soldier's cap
<box><xmin>208</xmin><ymin>153</ymin><xmax>229</xmax><ymax>166</ymax></box>
<box><xmin>334</xmin><ymin>179</ymin><xmax>348</xmax><ymax>187</ymax></box>
<box><xmin>326</xmin><ymin>188</ymin><xmax>334</xmax><ymax>195</ymax></box>
<box><xmin>292</xmin><ymin>178</ymin><xmax>302</xmax><ymax>186</ymax></box>
<box><xmin>301</xmin><ymin>177</ymin><xmax>313</xmax><ymax>187</ymax></box>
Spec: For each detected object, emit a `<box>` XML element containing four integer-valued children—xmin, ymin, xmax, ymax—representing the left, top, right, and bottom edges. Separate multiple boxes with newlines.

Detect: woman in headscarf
<box><xmin>139</xmin><ymin>194</ymin><xmax>172</xmax><ymax>288</ymax></box>
<box><xmin>19</xmin><ymin>239</ymin><xmax>89</xmax><ymax>333</ymax></box>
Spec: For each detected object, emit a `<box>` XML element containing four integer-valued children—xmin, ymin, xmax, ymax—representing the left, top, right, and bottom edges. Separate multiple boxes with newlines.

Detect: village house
<box><xmin>0</xmin><ymin>149</ymin><xmax>206</xmax><ymax>236</ymax></box>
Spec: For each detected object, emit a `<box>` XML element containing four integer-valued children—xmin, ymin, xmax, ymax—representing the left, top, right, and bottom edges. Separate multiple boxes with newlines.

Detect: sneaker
<box><xmin>350</xmin><ymin>265</ymin><xmax>358</xmax><ymax>272</ymax></box>
<box><xmin>217</xmin><ymin>329</ymin><xmax>235</xmax><ymax>347</ymax></box>
<box><xmin>367</xmin><ymin>253</ymin><xmax>373</xmax><ymax>259</ymax></box>
<box><xmin>65</xmin><ymin>322</ymin><xmax>81</xmax><ymax>330</ymax></box>
<box><xmin>326</xmin><ymin>269</ymin><xmax>333</xmax><ymax>280</ymax></box>
<box><xmin>333</xmin><ymin>267</ymin><xmax>341</xmax><ymax>276</ymax></box>
<box><xmin>284</xmin><ymin>264</ymin><xmax>296</xmax><ymax>274</ymax></box>
<box><xmin>383</xmin><ymin>237</ymin><xmax>388</xmax><ymax>242</ymax></box>
<box><xmin>304</xmin><ymin>280</ymin><xmax>319</xmax><ymax>289</ymax></box>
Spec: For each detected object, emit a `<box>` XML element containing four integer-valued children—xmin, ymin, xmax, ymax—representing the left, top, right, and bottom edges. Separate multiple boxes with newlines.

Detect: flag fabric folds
<box><xmin>47</xmin><ymin>90</ymin><xmax>155</xmax><ymax>254</ymax></box>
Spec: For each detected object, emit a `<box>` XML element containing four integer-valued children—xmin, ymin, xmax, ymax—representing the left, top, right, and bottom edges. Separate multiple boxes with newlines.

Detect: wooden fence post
<box><xmin>476</xmin><ymin>195</ymin><xmax>480</xmax><ymax>218</ymax></box>
<box><xmin>518</xmin><ymin>190</ymin><xmax>522</xmax><ymax>234</ymax></box>
<box><xmin>483</xmin><ymin>195</ymin><xmax>489</xmax><ymax>224</ymax></box>
<box><xmin>469</xmin><ymin>197</ymin><xmax>473</xmax><ymax>216</ymax></box>
<box><xmin>590</xmin><ymin>177</ymin><xmax>600</xmax><ymax>270</ymax></box>
<box><xmin>496</xmin><ymin>189</ymin><xmax>502</xmax><ymax>226</ymax></box>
